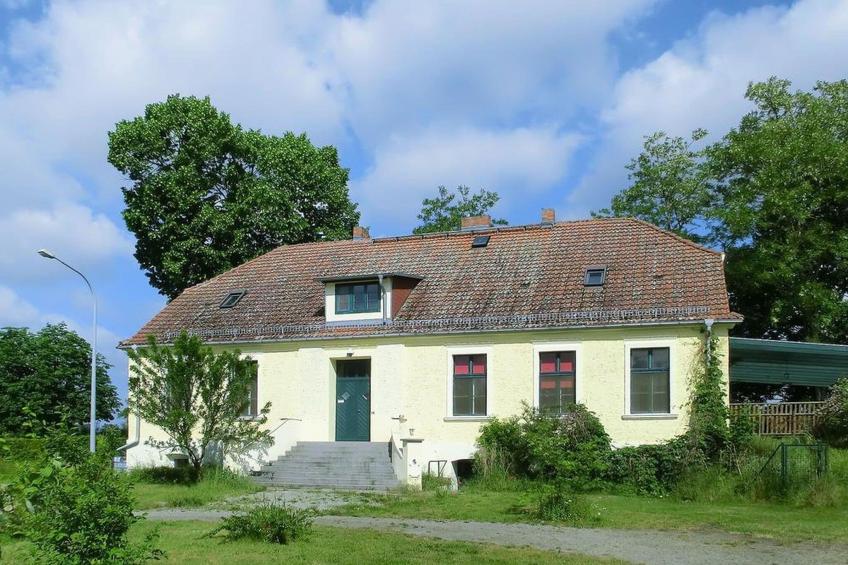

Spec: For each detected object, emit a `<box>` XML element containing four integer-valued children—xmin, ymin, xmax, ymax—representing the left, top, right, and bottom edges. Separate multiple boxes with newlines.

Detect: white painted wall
<box><xmin>126</xmin><ymin>323</ymin><xmax>732</xmax><ymax>485</ymax></box>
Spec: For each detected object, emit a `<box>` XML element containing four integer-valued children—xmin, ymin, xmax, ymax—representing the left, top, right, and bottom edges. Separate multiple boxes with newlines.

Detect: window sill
<box><xmin>444</xmin><ymin>416</ymin><xmax>492</xmax><ymax>422</ymax></box>
<box><xmin>238</xmin><ymin>415</ymin><xmax>259</xmax><ymax>421</ymax></box>
<box><xmin>621</xmin><ymin>414</ymin><xmax>678</xmax><ymax>420</ymax></box>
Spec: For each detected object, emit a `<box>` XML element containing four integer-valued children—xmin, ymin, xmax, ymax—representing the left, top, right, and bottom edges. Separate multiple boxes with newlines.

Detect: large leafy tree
<box><xmin>109</xmin><ymin>95</ymin><xmax>360</xmax><ymax>299</ymax></box>
<box><xmin>710</xmin><ymin>78</ymin><xmax>848</xmax><ymax>342</ymax></box>
<box><xmin>597</xmin><ymin>77</ymin><xmax>848</xmax><ymax>344</ymax></box>
<box><xmin>127</xmin><ymin>332</ymin><xmax>271</xmax><ymax>474</ymax></box>
<box><xmin>592</xmin><ymin>129</ymin><xmax>712</xmax><ymax>242</ymax></box>
<box><xmin>413</xmin><ymin>185</ymin><xmax>507</xmax><ymax>234</ymax></box>
<box><xmin>0</xmin><ymin>324</ymin><xmax>119</xmax><ymax>434</ymax></box>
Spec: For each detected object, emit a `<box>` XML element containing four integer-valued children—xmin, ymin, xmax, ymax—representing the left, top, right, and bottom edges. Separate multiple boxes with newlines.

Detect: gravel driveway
<box><xmin>142</xmin><ymin>501</ymin><xmax>848</xmax><ymax>565</ymax></box>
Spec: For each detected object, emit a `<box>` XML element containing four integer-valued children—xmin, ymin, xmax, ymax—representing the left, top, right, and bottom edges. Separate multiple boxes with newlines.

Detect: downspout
<box><xmin>704</xmin><ymin>318</ymin><xmax>715</xmax><ymax>361</ymax></box>
<box><xmin>378</xmin><ymin>274</ymin><xmax>387</xmax><ymax>325</ymax></box>
<box><xmin>117</xmin><ymin>413</ymin><xmax>141</xmax><ymax>453</ymax></box>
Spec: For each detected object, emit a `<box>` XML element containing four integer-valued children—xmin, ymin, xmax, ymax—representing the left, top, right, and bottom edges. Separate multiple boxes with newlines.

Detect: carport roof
<box><xmin>730</xmin><ymin>337</ymin><xmax>848</xmax><ymax>387</ymax></box>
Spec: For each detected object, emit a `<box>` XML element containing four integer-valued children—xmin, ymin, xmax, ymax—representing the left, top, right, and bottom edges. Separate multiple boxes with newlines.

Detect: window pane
<box><xmin>560</xmin><ymin>384</ymin><xmax>576</xmax><ymax>406</ymax></box>
<box><xmin>470</xmin><ymin>354</ymin><xmax>486</xmax><ymax>375</ymax></box>
<box><xmin>631</xmin><ymin>348</ymin><xmax>650</xmax><ymax>370</ymax></box>
<box><xmin>453</xmin><ymin>394</ymin><xmax>471</xmax><ymax>416</ymax></box>
<box><xmin>540</xmin><ymin>352</ymin><xmax>557</xmax><ymax>374</ymax></box>
<box><xmin>336</xmin><ymin>292</ymin><xmax>351</xmax><ymax>313</ymax></box>
<box><xmin>651</xmin><ymin>348</ymin><xmax>670</xmax><ymax>370</ymax></box>
<box><xmin>630</xmin><ymin>370</ymin><xmax>669</xmax><ymax>414</ymax></box>
<box><xmin>335</xmin><ymin>282</ymin><xmax>381</xmax><ymax>313</ymax></box>
<box><xmin>366</xmin><ymin>283</ymin><xmax>380</xmax><ymax>310</ymax></box>
<box><xmin>585</xmin><ymin>269</ymin><xmax>605</xmax><ymax>285</ymax></box>
<box><xmin>631</xmin><ymin>391</ymin><xmax>651</xmax><ymax>414</ymax></box>
<box><xmin>453</xmin><ymin>355</ymin><xmax>470</xmax><ymax>375</ymax></box>
<box><xmin>559</xmin><ymin>352</ymin><xmax>575</xmax><ymax>374</ymax></box>
<box><xmin>473</xmin><ymin>378</ymin><xmax>487</xmax><ymax>415</ymax></box>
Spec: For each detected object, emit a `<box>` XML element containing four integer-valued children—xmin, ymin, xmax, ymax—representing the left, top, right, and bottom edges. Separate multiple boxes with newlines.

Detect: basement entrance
<box><xmin>335</xmin><ymin>359</ymin><xmax>371</xmax><ymax>441</ymax></box>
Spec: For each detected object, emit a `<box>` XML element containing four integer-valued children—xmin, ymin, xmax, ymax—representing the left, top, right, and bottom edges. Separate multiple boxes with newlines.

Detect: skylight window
<box><xmin>471</xmin><ymin>235</ymin><xmax>490</xmax><ymax>248</ymax></box>
<box><xmin>584</xmin><ymin>268</ymin><xmax>606</xmax><ymax>287</ymax></box>
<box><xmin>220</xmin><ymin>290</ymin><xmax>246</xmax><ymax>308</ymax></box>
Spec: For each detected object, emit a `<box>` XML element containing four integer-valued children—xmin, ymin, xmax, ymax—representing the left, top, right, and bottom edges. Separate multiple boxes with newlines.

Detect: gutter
<box><xmin>119</xmin><ymin>317</ymin><xmax>743</xmax><ymax>349</ymax></box>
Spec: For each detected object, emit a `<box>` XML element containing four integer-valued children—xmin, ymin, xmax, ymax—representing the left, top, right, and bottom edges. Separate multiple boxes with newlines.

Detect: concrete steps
<box><xmin>253</xmin><ymin>441</ymin><xmax>400</xmax><ymax>491</ymax></box>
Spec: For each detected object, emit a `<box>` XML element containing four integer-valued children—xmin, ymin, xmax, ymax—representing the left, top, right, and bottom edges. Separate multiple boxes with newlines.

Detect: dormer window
<box><xmin>335</xmin><ymin>281</ymin><xmax>381</xmax><ymax>314</ymax></box>
<box><xmin>220</xmin><ymin>290</ymin><xmax>246</xmax><ymax>308</ymax></box>
<box><xmin>584</xmin><ymin>267</ymin><xmax>606</xmax><ymax>287</ymax></box>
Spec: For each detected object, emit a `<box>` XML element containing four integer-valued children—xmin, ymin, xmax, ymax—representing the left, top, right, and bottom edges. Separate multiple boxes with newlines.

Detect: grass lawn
<box><xmin>132</xmin><ymin>474</ymin><xmax>264</xmax><ymax>510</ymax></box>
<box><xmin>332</xmin><ymin>484</ymin><xmax>848</xmax><ymax>543</ymax></box>
<box><xmin>0</xmin><ymin>520</ymin><xmax>620</xmax><ymax>564</ymax></box>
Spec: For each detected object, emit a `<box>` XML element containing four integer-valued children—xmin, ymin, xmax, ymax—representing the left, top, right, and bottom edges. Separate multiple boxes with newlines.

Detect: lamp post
<box><xmin>38</xmin><ymin>249</ymin><xmax>97</xmax><ymax>453</ymax></box>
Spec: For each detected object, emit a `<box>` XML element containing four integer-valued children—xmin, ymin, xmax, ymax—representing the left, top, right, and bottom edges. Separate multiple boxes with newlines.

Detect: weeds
<box><xmin>534</xmin><ymin>483</ymin><xmax>602</xmax><ymax>525</ymax></box>
<box><xmin>206</xmin><ymin>503</ymin><xmax>313</xmax><ymax>545</ymax></box>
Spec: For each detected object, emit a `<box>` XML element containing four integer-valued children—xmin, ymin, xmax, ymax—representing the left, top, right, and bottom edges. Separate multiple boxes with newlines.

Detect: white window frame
<box><xmin>623</xmin><ymin>339</ymin><xmax>678</xmax><ymax>419</ymax></box>
<box><xmin>445</xmin><ymin>346</ymin><xmax>493</xmax><ymax>421</ymax></box>
<box><xmin>324</xmin><ymin>279</ymin><xmax>393</xmax><ymax>323</ymax></box>
<box><xmin>532</xmin><ymin>342</ymin><xmax>582</xmax><ymax>410</ymax></box>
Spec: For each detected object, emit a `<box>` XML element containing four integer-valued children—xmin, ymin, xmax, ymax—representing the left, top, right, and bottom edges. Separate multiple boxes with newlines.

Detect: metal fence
<box><xmin>729</xmin><ymin>401</ymin><xmax>825</xmax><ymax>436</ymax></box>
<box><xmin>757</xmin><ymin>442</ymin><xmax>829</xmax><ymax>487</ymax></box>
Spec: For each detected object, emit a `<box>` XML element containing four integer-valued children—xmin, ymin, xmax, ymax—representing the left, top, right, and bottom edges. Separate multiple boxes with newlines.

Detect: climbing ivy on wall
<box><xmin>687</xmin><ymin>333</ymin><xmax>730</xmax><ymax>459</ymax></box>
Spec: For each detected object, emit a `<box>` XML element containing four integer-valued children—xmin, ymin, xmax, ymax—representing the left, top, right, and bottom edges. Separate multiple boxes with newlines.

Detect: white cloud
<box><xmin>568</xmin><ymin>0</ymin><xmax>848</xmax><ymax>216</ymax></box>
<box><xmin>0</xmin><ymin>285</ymin><xmax>40</xmax><ymax>326</ymax></box>
<box><xmin>352</xmin><ymin>126</ymin><xmax>582</xmax><ymax>231</ymax></box>
<box><xmin>0</xmin><ymin>203</ymin><xmax>133</xmax><ymax>282</ymax></box>
<box><xmin>332</xmin><ymin>0</ymin><xmax>655</xmax><ymax>143</ymax></box>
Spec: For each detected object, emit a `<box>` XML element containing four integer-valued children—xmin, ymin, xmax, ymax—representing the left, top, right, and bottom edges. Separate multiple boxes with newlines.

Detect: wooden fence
<box><xmin>729</xmin><ymin>401</ymin><xmax>826</xmax><ymax>436</ymax></box>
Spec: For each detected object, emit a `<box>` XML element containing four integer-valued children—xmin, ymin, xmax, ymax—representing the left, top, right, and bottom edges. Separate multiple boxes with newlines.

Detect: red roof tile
<box><xmin>121</xmin><ymin>218</ymin><xmax>739</xmax><ymax>346</ymax></box>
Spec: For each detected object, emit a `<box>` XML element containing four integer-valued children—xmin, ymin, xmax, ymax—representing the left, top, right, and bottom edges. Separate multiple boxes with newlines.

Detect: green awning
<box><xmin>730</xmin><ymin>337</ymin><xmax>848</xmax><ymax>387</ymax></box>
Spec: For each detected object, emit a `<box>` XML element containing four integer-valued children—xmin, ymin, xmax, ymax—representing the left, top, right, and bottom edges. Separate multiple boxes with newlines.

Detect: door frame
<box><xmin>334</xmin><ymin>358</ymin><xmax>371</xmax><ymax>441</ymax></box>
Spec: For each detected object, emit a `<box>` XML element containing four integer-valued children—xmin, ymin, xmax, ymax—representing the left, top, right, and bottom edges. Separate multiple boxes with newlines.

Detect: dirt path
<box><xmin>141</xmin><ymin>509</ymin><xmax>847</xmax><ymax>564</ymax></box>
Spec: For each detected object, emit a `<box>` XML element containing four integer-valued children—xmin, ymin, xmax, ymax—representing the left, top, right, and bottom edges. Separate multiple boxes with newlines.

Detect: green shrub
<box><xmin>129</xmin><ymin>465</ymin><xmax>200</xmax><ymax>485</ymax></box>
<box><xmin>208</xmin><ymin>503</ymin><xmax>313</xmax><ymax>544</ymax></box>
<box><xmin>477</xmin><ymin>403</ymin><xmax>611</xmax><ymax>490</ymax></box>
<box><xmin>534</xmin><ymin>482</ymin><xmax>601</xmax><ymax>524</ymax></box>
<box><xmin>477</xmin><ymin>416</ymin><xmax>524</xmax><ymax>474</ymax></box>
<box><xmin>605</xmin><ymin>437</ymin><xmax>703</xmax><ymax>495</ymax></box>
<box><xmin>13</xmin><ymin>453</ymin><xmax>162</xmax><ymax>564</ymax></box>
<box><xmin>43</xmin><ymin>430</ymin><xmax>89</xmax><ymax>466</ymax></box>
<box><xmin>813</xmin><ymin>378</ymin><xmax>848</xmax><ymax>448</ymax></box>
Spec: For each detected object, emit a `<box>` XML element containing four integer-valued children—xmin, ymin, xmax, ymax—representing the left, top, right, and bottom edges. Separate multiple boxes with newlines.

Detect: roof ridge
<box><xmin>369</xmin><ymin>216</ymin><xmax>633</xmax><ymax>243</ymax></box>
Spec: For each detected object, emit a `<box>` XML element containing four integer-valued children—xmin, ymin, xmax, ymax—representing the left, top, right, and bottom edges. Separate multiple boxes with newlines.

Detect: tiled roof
<box><xmin>121</xmin><ymin>218</ymin><xmax>739</xmax><ymax>346</ymax></box>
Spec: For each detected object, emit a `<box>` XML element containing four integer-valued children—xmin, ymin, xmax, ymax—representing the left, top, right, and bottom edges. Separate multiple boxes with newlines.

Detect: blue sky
<box><xmin>1</xmin><ymin>0</ymin><xmax>846</xmax><ymax>405</ymax></box>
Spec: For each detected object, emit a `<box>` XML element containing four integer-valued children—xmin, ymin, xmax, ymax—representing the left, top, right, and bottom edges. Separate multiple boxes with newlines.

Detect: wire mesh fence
<box><xmin>757</xmin><ymin>442</ymin><xmax>829</xmax><ymax>490</ymax></box>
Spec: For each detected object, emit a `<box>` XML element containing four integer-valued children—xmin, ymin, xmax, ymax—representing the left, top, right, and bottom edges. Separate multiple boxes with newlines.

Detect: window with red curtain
<box><xmin>539</xmin><ymin>351</ymin><xmax>575</xmax><ymax>415</ymax></box>
<box><xmin>453</xmin><ymin>354</ymin><xmax>487</xmax><ymax>416</ymax></box>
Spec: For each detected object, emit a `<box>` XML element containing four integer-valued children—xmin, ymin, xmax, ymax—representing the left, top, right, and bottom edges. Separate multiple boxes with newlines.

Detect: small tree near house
<box><xmin>127</xmin><ymin>332</ymin><xmax>272</xmax><ymax>475</ymax></box>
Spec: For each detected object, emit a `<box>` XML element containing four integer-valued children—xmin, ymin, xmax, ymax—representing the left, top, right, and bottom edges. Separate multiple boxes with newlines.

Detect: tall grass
<box><xmin>671</xmin><ymin>436</ymin><xmax>847</xmax><ymax>507</ymax></box>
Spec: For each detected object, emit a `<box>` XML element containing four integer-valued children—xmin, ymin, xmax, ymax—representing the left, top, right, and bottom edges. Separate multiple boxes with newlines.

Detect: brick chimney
<box><xmin>352</xmin><ymin>226</ymin><xmax>370</xmax><ymax>240</ymax></box>
<box><xmin>460</xmin><ymin>215</ymin><xmax>493</xmax><ymax>231</ymax></box>
<box><xmin>541</xmin><ymin>208</ymin><xmax>555</xmax><ymax>225</ymax></box>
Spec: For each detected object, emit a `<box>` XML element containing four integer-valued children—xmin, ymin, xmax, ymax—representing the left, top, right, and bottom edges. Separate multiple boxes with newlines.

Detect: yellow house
<box><xmin>120</xmin><ymin>212</ymin><xmax>740</xmax><ymax>489</ymax></box>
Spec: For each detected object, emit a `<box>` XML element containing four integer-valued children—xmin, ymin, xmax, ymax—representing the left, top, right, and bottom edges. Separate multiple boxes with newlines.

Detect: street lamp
<box><xmin>37</xmin><ymin>249</ymin><xmax>97</xmax><ymax>453</ymax></box>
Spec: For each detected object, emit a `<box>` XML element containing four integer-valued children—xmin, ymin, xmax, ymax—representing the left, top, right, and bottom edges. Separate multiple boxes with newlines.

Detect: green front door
<box><xmin>335</xmin><ymin>359</ymin><xmax>371</xmax><ymax>441</ymax></box>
